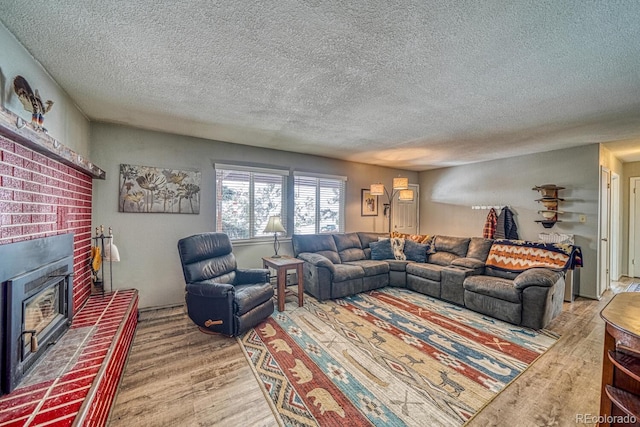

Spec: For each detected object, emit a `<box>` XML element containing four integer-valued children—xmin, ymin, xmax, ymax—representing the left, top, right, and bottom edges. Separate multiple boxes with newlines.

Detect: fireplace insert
<box><xmin>0</xmin><ymin>234</ymin><xmax>74</xmax><ymax>394</ymax></box>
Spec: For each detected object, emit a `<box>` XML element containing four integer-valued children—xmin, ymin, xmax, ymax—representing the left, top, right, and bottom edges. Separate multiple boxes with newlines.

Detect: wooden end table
<box><xmin>598</xmin><ymin>292</ymin><xmax>640</xmax><ymax>426</ymax></box>
<box><xmin>262</xmin><ymin>256</ymin><xmax>304</xmax><ymax>312</ymax></box>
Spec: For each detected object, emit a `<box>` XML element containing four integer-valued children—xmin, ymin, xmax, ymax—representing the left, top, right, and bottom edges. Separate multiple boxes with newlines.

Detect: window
<box><xmin>215</xmin><ymin>164</ymin><xmax>288</xmax><ymax>240</ymax></box>
<box><xmin>294</xmin><ymin>172</ymin><xmax>346</xmax><ymax>234</ymax></box>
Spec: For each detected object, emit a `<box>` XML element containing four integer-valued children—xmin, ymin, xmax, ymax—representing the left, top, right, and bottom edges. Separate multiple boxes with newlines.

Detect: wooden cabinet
<box><xmin>533</xmin><ymin>184</ymin><xmax>564</xmax><ymax>228</ymax></box>
<box><xmin>599</xmin><ymin>293</ymin><xmax>640</xmax><ymax>426</ymax></box>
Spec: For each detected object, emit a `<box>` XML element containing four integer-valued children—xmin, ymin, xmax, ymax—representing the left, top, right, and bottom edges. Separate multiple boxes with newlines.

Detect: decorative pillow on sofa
<box><xmin>390</xmin><ymin>237</ymin><xmax>406</xmax><ymax>260</ymax></box>
<box><xmin>391</xmin><ymin>231</ymin><xmax>432</xmax><ymax>245</ymax></box>
<box><xmin>370</xmin><ymin>239</ymin><xmax>394</xmax><ymax>260</ymax></box>
<box><xmin>403</xmin><ymin>239</ymin><xmax>428</xmax><ymax>263</ymax></box>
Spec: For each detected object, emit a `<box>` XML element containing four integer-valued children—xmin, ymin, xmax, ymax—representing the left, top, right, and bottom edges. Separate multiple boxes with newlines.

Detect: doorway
<box><xmin>392</xmin><ymin>184</ymin><xmax>420</xmax><ymax>235</ymax></box>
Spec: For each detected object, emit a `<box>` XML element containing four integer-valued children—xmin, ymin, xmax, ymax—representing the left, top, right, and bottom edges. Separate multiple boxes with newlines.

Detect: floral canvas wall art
<box><xmin>119</xmin><ymin>164</ymin><xmax>201</xmax><ymax>214</ymax></box>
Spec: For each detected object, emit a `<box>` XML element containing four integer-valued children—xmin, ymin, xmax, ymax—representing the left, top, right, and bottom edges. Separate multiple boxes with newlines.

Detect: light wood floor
<box><xmin>108</xmin><ymin>278</ymin><xmax>634</xmax><ymax>427</ymax></box>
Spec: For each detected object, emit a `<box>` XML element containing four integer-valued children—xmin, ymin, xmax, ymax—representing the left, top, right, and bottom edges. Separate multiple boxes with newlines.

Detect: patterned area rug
<box><xmin>238</xmin><ymin>287</ymin><xmax>558</xmax><ymax>426</ymax></box>
<box><xmin>626</xmin><ymin>283</ymin><xmax>640</xmax><ymax>292</ymax></box>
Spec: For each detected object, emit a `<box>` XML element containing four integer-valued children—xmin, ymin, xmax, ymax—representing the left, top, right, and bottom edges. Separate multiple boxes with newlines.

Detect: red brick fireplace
<box><xmin>0</xmin><ymin>110</ymin><xmax>137</xmax><ymax>426</ymax></box>
<box><xmin>0</xmin><ymin>134</ymin><xmax>93</xmax><ymax>309</ymax></box>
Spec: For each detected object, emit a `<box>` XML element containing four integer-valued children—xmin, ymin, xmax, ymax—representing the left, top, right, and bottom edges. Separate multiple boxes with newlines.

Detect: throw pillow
<box><xmin>370</xmin><ymin>239</ymin><xmax>394</xmax><ymax>260</ymax></box>
<box><xmin>391</xmin><ymin>231</ymin><xmax>432</xmax><ymax>244</ymax></box>
<box><xmin>403</xmin><ymin>239</ymin><xmax>428</xmax><ymax>263</ymax></box>
<box><xmin>390</xmin><ymin>237</ymin><xmax>406</xmax><ymax>260</ymax></box>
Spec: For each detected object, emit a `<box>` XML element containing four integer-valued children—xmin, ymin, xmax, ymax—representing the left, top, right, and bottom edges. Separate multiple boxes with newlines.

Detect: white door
<box><xmin>630</xmin><ymin>177</ymin><xmax>640</xmax><ymax>278</ymax></box>
<box><xmin>392</xmin><ymin>184</ymin><xmax>419</xmax><ymax>234</ymax></box>
<box><xmin>598</xmin><ymin>166</ymin><xmax>610</xmax><ymax>297</ymax></box>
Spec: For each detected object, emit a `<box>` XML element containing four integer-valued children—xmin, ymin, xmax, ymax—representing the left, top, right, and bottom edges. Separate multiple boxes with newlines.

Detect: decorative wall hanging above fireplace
<box><xmin>119</xmin><ymin>164</ymin><xmax>201</xmax><ymax>214</ymax></box>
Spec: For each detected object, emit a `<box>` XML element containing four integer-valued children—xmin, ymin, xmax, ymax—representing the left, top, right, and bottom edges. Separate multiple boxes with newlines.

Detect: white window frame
<box><xmin>214</xmin><ymin>163</ymin><xmax>289</xmax><ymax>241</ymax></box>
<box><xmin>293</xmin><ymin>171</ymin><xmax>347</xmax><ymax>234</ymax></box>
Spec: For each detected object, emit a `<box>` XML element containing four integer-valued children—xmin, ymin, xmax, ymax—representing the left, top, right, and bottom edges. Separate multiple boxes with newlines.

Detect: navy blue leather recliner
<box><xmin>177</xmin><ymin>232</ymin><xmax>274</xmax><ymax>336</ymax></box>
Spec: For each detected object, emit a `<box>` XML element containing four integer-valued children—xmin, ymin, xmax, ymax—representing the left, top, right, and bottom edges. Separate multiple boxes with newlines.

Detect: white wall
<box><xmin>0</xmin><ymin>23</ymin><xmax>90</xmax><ymax>156</ymax></box>
<box><xmin>418</xmin><ymin>144</ymin><xmax>600</xmax><ymax>298</ymax></box>
<box><xmin>90</xmin><ymin>123</ymin><xmax>417</xmax><ymax>308</ymax></box>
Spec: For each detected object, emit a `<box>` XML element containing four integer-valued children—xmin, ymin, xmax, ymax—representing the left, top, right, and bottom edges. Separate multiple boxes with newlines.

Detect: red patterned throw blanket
<box><xmin>486</xmin><ymin>239</ymin><xmax>583</xmax><ymax>273</ymax></box>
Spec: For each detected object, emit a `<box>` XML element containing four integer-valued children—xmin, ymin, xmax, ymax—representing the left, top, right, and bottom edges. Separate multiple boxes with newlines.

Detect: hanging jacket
<box><xmin>495</xmin><ymin>206</ymin><xmax>519</xmax><ymax>240</ymax></box>
<box><xmin>483</xmin><ymin>208</ymin><xmax>498</xmax><ymax>238</ymax></box>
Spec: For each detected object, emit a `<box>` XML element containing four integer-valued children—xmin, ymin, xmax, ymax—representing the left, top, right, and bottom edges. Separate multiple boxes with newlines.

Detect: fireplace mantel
<box><xmin>0</xmin><ymin>107</ymin><xmax>105</xmax><ymax>180</ymax></box>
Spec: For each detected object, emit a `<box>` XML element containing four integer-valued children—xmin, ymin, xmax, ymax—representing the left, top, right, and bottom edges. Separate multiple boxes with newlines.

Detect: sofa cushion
<box><xmin>386</xmin><ymin>259</ymin><xmax>413</xmax><ymax>271</ymax></box>
<box><xmin>485</xmin><ymin>267</ymin><xmax>520</xmax><ymax>280</ymax></box>
<box><xmin>345</xmin><ymin>260</ymin><xmax>390</xmax><ymax>276</ymax></box>
<box><xmin>370</xmin><ymin>239</ymin><xmax>394</xmax><ymax>260</ymax></box>
<box><xmin>357</xmin><ymin>232</ymin><xmax>388</xmax><ymax>249</ymax></box>
<box><xmin>332</xmin><ymin>264</ymin><xmax>365</xmax><ymax>282</ymax></box>
<box><xmin>428</xmin><ymin>252</ymin><xmax>459</xmax><ymax>266</ymax></box>
<box><xmin>292</xmin><ymin>234</ymin><xmax>341</xmax><ymax>264</ymax></box>
<box><xmin>466</xmin><ymin>237</ymin><xmax>494</xmax><ymax>261</ymax></box>
<box><xmin>406</xmin><ymin>263</ymin><xmax>447</xmax><ymax>281</ymax></box>
<box><xmin>451</xmin><ymin>257</ymin><xmax>486</xmax><ymax>269</ymax></box>
<box><xmin>432</xmin><ymin>235</ymin><xmax>471</xmax><ymax>257</ymax></box>
<box><xmin>403</xmin><ymin>239</ymin><xmax>428</xmax><ymax>263</ymax></box>
<box><xmin>333</xmin><ymin>233</ymin><xmax>366</xmax><ymax>262</ymax></box>
<box><xmin>463</xmin><ymin>275</ymin><xmax>521</xmax><ymax>303</ymax></box>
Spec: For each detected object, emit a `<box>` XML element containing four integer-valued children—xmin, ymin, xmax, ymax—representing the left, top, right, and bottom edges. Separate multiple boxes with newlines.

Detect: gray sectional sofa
<box><xmin>292</xmin><ymin>232</ymin><xmax>577</xmax><ymax>330</ymax></box>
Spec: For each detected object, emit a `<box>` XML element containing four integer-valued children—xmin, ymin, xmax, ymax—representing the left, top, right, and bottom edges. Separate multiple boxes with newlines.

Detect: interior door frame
<box><xmin>597</xmin><ymin>166</ymin><xmax>610</xmax><ymax>297</ymax></box>
<box><xmin>629</xmin><ymin>177</ymin><xmax>640</xmax><ymax>278</ymax></box>
<box><xmin>610</xmin><ymin>172</ymin><xmax>620</xmax><ymax>281</ymax></box>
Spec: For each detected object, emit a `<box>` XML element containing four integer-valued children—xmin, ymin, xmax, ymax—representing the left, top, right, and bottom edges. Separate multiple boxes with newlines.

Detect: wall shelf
<box><xmin>533</xmin><ymin>185</ymin><xmax>564</xmax><ymax>228</ymax></box>
<box><xmin>0</xmin><ymin>107</ymin><xmax>105</xmax><ymax>179</ymax></box>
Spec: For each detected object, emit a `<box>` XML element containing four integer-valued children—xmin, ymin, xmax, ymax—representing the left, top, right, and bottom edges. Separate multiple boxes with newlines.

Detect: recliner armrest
<box><xmin>186</xmin><ymin>281</ymin><xmax>234</xmax><ymax>298</ymax></box>
<box><xmin>451</xmin><ymin>257</ymin><xmax>485</xmax><ymax>269</ymax></box>
<box><xmin>236</xmin><ymin>268</ymin><xmax>270</xmax><ymax>284</ymax></box>
<box><xmin>297</xmin><ymin>252</ymin><xmax>336</xmax><ymax>273</ymax></box>
<box><xmin>513</xmin><ymin>268</ymin><xmax>562</xmax><ymax>289</ymax></box>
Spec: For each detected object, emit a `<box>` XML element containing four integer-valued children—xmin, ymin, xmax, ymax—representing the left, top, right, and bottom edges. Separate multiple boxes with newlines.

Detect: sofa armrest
<box><xmin>451</xmin><ymin>257</ymin><xmax>485</xmax><ymax>269</ymax></box>
<box><xmin>298</xmin><ymin>252</ymin><xmax>336</xmax><ymax>273</ymax></box>
<box><xmin>186</xmin><ymin>281</ymin><xmax>235</xmax><ymax>298</ymax></box>
<box><xmin>513</xmin><ymin>268</ymin><xmax>563</xmax><ymax>289</ymax></box>
<box><xmin>236</xmin><ymin>268</ymin><xmax>270</xmax><ymax>284</ymax></box>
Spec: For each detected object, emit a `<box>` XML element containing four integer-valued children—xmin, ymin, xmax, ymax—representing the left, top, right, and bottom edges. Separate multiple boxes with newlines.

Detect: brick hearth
<box><xmin>0</xmin><ymin>290</ymin><xmax>138</xmax><ymax>426</ymax></box>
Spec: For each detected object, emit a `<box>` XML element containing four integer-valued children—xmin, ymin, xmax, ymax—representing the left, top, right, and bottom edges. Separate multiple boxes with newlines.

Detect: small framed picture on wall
<box><xmin>361</xmin><ymin>189</ymin><xmax>378</xmax><ymax>216</ymax></box>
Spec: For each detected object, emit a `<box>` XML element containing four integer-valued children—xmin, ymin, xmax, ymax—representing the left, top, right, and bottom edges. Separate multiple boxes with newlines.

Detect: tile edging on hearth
<box><xmin>73</xmin><ymin>289</ymin><xmax>139</xmax><ymax>426</ymax></box>
<box><xmin>0</xmin><ymin>107</ymin><xmax>105</xmax><ymax>180</ymax></box>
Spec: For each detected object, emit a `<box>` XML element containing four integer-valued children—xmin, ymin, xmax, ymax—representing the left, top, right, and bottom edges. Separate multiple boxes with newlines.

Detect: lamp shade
<box><xmin>103</xmin><ymin>237</ymin><xmax>121</xmax><ymax>262</ymax></box>
<box><xmin>264</xmin><ymin>216</ymin><xmax>286</xmax><ymax>234</ymax></box>
<box><xmin>370</xmin><ymin>183</ymin><xmax>385</xmax><ymax>195</ymax></box>
<box><xmin>392</xmin><ymin>177</ymin><xmax>409</xmax><ymax>190</ymax></box>
<box><xmin>398</xmin><ymin>189</ymin><xmax>414</xmax><ymax>201</ymax></box>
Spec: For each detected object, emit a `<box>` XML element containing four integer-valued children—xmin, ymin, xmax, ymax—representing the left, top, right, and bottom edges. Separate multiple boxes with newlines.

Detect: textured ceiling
<box><xmin>1</xmin><ymin>1</ymin><xmax>640</xmax><ymax>170</ymax></box>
